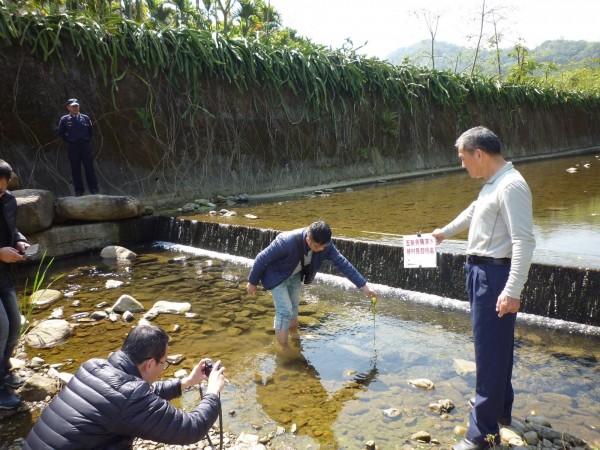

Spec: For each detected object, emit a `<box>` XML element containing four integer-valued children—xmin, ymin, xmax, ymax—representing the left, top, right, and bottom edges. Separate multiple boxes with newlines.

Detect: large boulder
<box><xmin>56</xmin><ymin>195</ymin><xmax>144</xmax><ymax>221</ymax></box>
<box><xmin>25</xmin><ymin>319</ymin><xmax>71</xmax><ymax>348</ymax></box>
<box><xmin>14</xmin><ymin>189</ymin><xmax>56</xmax><ymax>235</ymax></box>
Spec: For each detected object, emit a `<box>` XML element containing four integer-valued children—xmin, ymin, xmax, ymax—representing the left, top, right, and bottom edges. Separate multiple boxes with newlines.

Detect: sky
<box><xmin>267</xmin><ymin>0</ymin><xmax>600</xmax><ymax>60</ymax></box>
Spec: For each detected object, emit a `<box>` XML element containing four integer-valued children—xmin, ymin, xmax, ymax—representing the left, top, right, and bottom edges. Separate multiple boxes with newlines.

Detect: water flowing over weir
<box><xmin>149</xmin><ymin>216</ymin><xmax>600</xmax><ymax>327</ymax></box>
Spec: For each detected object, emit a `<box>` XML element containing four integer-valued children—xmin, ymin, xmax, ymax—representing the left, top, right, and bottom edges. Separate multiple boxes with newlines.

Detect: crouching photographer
<box><xmin>25</xmin><ymin>325</ymin><xmax>227</xmax><ymax>449</ymax></box>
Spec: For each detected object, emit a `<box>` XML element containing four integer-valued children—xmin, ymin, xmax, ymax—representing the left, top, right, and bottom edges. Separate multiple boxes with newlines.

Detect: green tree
<box><xmin>235</xmin><ymin>0</ymin><xmax>257</xmax><ymax>36</ymax></box>
<box><xmin>506</xmin><ymin>41</ymin><xmax>539</xmax><ymax>84</ymax></box>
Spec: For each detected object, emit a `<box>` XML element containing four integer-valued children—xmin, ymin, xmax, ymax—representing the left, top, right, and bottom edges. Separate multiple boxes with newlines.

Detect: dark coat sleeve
<box><xmin>248</xmin><ymin>234</ymin><xmax>293</xmax><ymax>286</ymax></box>
<box><xmin>324</xmin><ymin>244</ymin><xmax>366</xmax><ymax>288</ymax></box>
<box><xmin>110</xmin><ymin>382</ymin><xmax>221</xmax><ymax>445</ymax></box>
<box><xmin>58</xmin><ymin>116</ymin><xmax>68</xmax><ymax>141</ymax></box>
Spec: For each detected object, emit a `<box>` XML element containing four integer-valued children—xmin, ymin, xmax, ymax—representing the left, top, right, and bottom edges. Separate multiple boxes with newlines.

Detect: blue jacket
<box><xmin>24</xmin><ymin>351</ymin><xmax>221</xmax><ymax>449</ymax></box>
<box><xmin>248</xmin><ymin>227</ymin><xmax>366</xmax><ymax>290</ymax></box>
<box><xmin>58</xmin><ymin>113</ymin><xmax>93</xmax><ymax>145</ymax></box>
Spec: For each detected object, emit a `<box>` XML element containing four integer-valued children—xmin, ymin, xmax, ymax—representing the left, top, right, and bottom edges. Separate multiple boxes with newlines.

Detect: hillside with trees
<box><xmin>386</xmin><ymin>39</ymin><xmax>600</xmax><ymax>92</ymax></box>
<box><xmin>387</xmin><ymin>40</ymin><xmax>600</xmax><ymax>69</ymax></box>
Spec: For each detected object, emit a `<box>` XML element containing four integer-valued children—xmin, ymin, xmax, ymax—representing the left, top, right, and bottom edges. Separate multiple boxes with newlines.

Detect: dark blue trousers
<box><xmin>465</xmin><ymin>262</ymin><xmax>516</xmax><ymax>444</ymax></box>
<box><xmin>68</xmin><ymin>142</ymin><xmax>99</xmax><ymax>196</ymax></box>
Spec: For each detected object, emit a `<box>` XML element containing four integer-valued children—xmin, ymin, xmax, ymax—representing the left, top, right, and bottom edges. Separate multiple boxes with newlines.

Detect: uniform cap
<box><xmin>66</xmin><ymin>98</ymin><xmax>79</xmax><ymax>106</ymax></box>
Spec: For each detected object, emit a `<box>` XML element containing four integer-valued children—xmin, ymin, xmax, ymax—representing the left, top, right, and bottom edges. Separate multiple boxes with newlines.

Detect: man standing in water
<box><xmin>432</xmin><ymin>126</ymin><xmax>535</xmax><ymax>450</ymax></box>
<box><xmin>58</xmin><ymin>98</ymin><xmax>99</xmax><ymax>196</ymax></box>
<box><xmin>247</xmin><ymin>220</ymin><xmax>377</xmax><ymax>349</ymax></box>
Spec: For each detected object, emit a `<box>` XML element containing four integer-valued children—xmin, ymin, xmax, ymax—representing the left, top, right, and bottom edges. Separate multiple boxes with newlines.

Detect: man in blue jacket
<box><xmin>247</xmin><ymin>221</ymin><xmax>377</xmax><ymax>349</ymax></box>
<box><xmin>57</xmin><ymin>98</ymin><xmax>99</xmax><ymax>196</ymax></box>
<box><xmin>25</xmin><ymin>325</ymin><xmax>227</xmax><ymax>449</ymax></box>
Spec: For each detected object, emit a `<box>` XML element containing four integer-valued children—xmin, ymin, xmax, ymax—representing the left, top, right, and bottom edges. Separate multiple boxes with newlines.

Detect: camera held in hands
<box><xmin>203</xmin><ymin>359</ymin><xmax>214</xmax><ymax>377</ymax></box>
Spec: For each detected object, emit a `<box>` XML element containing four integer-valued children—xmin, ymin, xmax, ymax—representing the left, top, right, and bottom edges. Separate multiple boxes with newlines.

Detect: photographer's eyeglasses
<box><xmin>156</xmin><ymin>359</ymin><xmax>171</xmax><ymax>370</ymax></box>
<box><xmin>146</xmin><ymin>357</ymin><xmax>170</xmax><ymax>370</ymax></box>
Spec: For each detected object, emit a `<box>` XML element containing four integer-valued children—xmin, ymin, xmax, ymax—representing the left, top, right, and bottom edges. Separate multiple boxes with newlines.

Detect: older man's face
<box><xmin>458</xmin><ymin>146</ymin><xmax>483</xmax><ymax>178</ymax></box>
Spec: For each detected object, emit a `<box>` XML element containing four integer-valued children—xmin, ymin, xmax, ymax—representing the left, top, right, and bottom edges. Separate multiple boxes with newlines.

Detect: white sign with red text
<box><xmin>403</xmin><ymin>233</ymin><xmax>437</xmax><ymax>268</ymax></box>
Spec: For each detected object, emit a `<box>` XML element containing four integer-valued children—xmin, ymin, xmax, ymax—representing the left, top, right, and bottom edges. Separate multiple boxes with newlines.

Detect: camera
<box><xmin>203</xmin><ymin>359</ymin><xmax>214</xmax><ymax>377</ymax></box>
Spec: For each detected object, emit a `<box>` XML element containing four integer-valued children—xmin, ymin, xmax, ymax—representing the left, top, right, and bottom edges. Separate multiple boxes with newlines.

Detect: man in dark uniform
<box><xmin>0</xmin><ymin>159</ymin><xmax>29</xmax><ymax>409</ymax></box>
<box><xmin>58</xmin><ymin>98</ymin><xmax>99</xmax><ymax>196</ymax></box>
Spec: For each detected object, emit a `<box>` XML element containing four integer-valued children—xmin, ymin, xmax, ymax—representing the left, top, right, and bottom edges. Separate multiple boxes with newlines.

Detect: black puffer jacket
<box><xmin>24</xmin><ymin>351</ymin><xmax>221</xmax><ymax>449</ymax></box>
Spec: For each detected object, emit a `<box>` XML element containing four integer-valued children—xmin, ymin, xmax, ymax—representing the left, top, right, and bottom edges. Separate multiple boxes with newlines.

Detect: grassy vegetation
<box><xmin>19</xmin><ymin>252</ymin><xmax>63</xmax><ymax>337</ymax></box>
<box><xmin>2</xmin><ymin>1</ymin><xmax>599</xmax><ymax>125</ymax></box>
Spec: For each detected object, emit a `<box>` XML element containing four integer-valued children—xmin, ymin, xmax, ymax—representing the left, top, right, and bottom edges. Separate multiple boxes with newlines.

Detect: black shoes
<box><xmin>452</xmin><ymin>438</ymin><xmax>486</xmax><ymax>450</ymax></box>
<box><xmin>468</xmin><ymin>397</ymin><xmax>511</xmax><ymax>426</ymax></box>
<box><xmin>3</xmin><ymin>372</ymin><xmax>25</xmax><ymax>388</ymax></box>
<box><xmin>0</xmin><ymin>385</ymin><xmax>21</xmax><ymax>410</ymax></box>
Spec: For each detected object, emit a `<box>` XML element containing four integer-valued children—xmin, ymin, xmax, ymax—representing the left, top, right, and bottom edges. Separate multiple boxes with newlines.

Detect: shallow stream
<box><xmin>3</xmin><ymin>152</ymin><xmax>600</xmax><ymax>448</ymax></box>
<box><xmin>7</xmin><ymin>244</ymin><xmax>600</xmax><ymax>449</ymax></box>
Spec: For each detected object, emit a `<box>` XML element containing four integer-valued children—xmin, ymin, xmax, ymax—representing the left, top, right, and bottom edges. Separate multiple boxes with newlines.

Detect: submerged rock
<box><xmin>112</xmin><ymin>294</ymin><xmax>145</xmax><ymax>313</ymax></box>
<box><xmin>30</xmin><ymin>289</ymin><xmax>63</xmax><ymax>307</ymax></box>
<box><xmin>101</xmin><ymin>245</ymin><xmax>137</xmax><ymax>261</ymax></box>
<box><xmin>428</xmin><ymin>399</ymin><xmax>455</xmax><ymax>414</ymax></box>
<box><xmin>151</xmin><ymin>301</ymin><xmax>191</xmax><ymax>314</ymax></box>
<box><xmin>411</xmin><ymin>430</ymin><xmax>431</xmax><ymax>443</ymax></box>
<box><xmin>382</xmin><ymin>408</ymin><xmax>402</xmax><ymax>418</ymax></box>
<box><xmin>453</xmin><ymin>358</ymin><xmax>476</xmax><ymax>375</ymax></box>
<box><xmin>407</xmin><ymin>378</ymin><xmax>435</xmax><ymax>390</ymax></box>
<box><xmin>105</xmin><ymin>279</ymin><xmax>124</xmax><ymax>289</ymax></box>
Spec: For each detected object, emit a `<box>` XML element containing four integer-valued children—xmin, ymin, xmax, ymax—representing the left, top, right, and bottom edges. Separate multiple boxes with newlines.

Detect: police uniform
<box><xmin>58</xmin><ymin>100</ymin><xmax>99</xmax><ymax>196</ymax></box>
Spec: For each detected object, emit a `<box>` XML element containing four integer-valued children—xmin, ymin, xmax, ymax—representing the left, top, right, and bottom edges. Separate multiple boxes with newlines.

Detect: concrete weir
<box><xmin>154</xmin><ymin>217</ymin><xmax>600</xmax><ymax>327</ymax></box>
<box><xmin>28</xmin><ymin>215</ymin><xmax>599</xmax><ymax>327</ymax></box>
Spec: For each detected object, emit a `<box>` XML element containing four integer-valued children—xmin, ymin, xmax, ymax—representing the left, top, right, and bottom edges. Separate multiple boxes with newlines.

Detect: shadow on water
<box><xmin>5</xmin><ymin>244</ymin><xmax>600</xmax><ymax>448</ymax></box>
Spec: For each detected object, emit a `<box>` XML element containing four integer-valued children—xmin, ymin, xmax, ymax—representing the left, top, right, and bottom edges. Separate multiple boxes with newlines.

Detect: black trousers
<box><xmin>68</xmin><ymin>142</ymin><xmax>99</xmax><ymax>196</ymax></box>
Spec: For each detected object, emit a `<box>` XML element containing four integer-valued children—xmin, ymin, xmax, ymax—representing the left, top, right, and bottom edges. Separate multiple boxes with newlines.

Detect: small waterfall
<box><xmin>152</xmin><ymin>217</ymin><xmax>600</xmax><ymax>326</ymax></box>
<box><xmin>155</xmin><ymin>216</ymin><xmax>279</xmax><ymax>257</ymax></box>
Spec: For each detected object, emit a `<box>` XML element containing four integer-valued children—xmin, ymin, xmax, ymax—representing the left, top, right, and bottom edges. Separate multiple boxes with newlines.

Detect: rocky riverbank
<box><xmin>1</xmin><ymin>340</ymin><xmax>597</xmax><ymax>450</ymax></box>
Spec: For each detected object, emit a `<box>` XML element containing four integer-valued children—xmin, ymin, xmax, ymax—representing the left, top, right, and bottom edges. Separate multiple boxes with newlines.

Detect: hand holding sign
<box><xmin>403</xmin><ymin>233</ymin><xmax>437</xmax><ymax>268</ymax></box>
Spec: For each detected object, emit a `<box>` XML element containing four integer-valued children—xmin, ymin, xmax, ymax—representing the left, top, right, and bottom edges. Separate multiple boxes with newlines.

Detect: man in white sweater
<box><xmin>432</xmin><ymin>126</ymin><xmax>536</xmax><ymax>450</ymax></box>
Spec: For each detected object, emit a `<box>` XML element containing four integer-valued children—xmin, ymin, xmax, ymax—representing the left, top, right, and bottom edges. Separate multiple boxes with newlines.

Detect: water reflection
<box><xmin>11</xmin><ymin>245</ymin><xmax>600</xmax><ymax>448</ymax></box>
<box><xmin>190</xmin><ymin>153</ymin><xmax>600</xmax><ymax>266</ymax></box>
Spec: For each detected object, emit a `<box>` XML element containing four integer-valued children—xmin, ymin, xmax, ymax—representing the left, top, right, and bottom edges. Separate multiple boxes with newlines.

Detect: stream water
<box><xmin>191</xmin><ymin>152</ymin><xmax>600</xmax><ymax>268</ymax></box>
<box><xmin>6</xmin><ymin>244</ymin><xmax>600</xmax><ymax>449</ymax></box>
<box><xmin>3</xmin><ymin>152</ymin><xmax>599</xmax><ymax>449</ymax></box>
